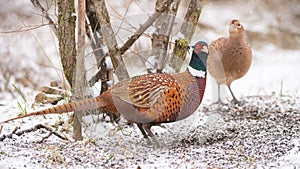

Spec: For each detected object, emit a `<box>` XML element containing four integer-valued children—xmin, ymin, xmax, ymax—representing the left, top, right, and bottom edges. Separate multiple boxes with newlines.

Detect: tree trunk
<box><xmin>86</xmin><ymin>0</ymin><xmax>110</xmax><ymax>92</ymax></box>
<box><xmin>72</xmin><ymin>0</ymin><xmax>87</xmax><ymax>141</ymax></box>
<box><xmin>170</xmin><ymin>0</ymin><xmax>206</xmax><ymax>72</ymax></box>
<box><xmin>57</xmin><ymin>0</ymin><xmax>77</xmax><ymax>87</ymax></box>
<box><xmin>171</xmin><ymin>38</ymin><xmax>190</xmax><ymax>72</ymax></box>
<box><xmin>150</xmin><ymin>0</ymin><xmax>178</xmax><ymax>73</ymax></box>
<box><xmin>180</xmin><ymin>0</ymin><xmax>205</xmax><ymax>41</ymax></box>
<box><xmin>90</xmin><ymin>0</ymin><xmax>129</xmax><ymax>81</ymax></box>
<box><xmin>31</xmin><ymin>0</ymin><xmax>57</xmax><ymax>35</ymax></box>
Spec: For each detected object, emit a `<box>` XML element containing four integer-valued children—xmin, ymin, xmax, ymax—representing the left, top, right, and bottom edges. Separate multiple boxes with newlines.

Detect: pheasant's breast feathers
<box><xmin>210</xmin><ymin>37</ymin><xmax>228</xmax><ymax>52</ymax></box>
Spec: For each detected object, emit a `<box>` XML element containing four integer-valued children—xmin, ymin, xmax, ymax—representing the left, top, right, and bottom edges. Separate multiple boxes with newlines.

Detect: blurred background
<box><xmin>0</xmin><ymin>0</ymin><xmax>299</xmax><ymax>105</ymax></box>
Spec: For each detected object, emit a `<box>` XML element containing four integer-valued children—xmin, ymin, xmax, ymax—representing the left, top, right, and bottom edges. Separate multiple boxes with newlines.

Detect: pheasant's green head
<box><xmin>188</xmin><ymin>41</ymin><xmax>209</xmax><ymax>78</ymax></box>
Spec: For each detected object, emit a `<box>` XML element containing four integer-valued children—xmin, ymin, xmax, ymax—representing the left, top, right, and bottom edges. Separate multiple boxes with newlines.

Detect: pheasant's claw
<box><xmin>231</xmin><ymin>99</ymin><xmax>240</xmax><ymax>105</ymax></box>
<box><xmin>231</xmin><ymin>99</ymin><xmax>246</xmax><ymax>106</ymax></box>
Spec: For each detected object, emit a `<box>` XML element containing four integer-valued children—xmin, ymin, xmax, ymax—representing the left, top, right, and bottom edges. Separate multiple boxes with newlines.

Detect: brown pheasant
<box><xmin>207</xmin><ymin>19</ymin><xmax>252</xmax><ymax>103</ymax></box>
<box><xmin>1</xmin><ymin>41</ymin><xmax>209</xmax><ymax>141</ymax></box>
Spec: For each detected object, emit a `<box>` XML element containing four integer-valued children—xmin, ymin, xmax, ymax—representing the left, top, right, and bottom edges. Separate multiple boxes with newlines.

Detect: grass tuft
<box><xmin>12</xmin><ymin>84</ymin><xmax>27</xmax><ymax>115</ymax></box>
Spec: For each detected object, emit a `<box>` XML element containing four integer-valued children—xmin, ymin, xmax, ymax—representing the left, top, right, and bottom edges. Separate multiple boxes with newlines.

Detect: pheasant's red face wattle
<box><xmin>194</xmin><ymin>43</ymin><xmax>203</xmax><ymax>54</ymax></box>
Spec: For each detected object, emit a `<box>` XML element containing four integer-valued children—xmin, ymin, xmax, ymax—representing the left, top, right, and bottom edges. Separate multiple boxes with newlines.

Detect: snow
<box><xmin>276</xmin><ymin>139</ymin><xmax>300</xmax><ymax>168</ymax></box>
<box><xmin>1</xmin><ymin>0</ymin><xmax>300</xmax><ymax>168</ymax></box>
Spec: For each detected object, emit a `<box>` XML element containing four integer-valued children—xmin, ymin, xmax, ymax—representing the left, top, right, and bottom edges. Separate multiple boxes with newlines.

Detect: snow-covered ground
<box><xmin>1</xmin><ymin>0</ymin><xmax>300</xmax><ymax>168</ymax></box>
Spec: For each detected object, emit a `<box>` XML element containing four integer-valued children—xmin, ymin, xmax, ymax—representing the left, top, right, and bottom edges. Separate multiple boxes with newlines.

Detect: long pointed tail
<box><xmin>0</xmin><ymin>95</ymin><xmax>108</xmax><ymax>124</ymax></box>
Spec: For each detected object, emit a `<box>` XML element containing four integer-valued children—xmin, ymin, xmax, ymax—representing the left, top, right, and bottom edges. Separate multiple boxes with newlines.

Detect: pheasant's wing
<box><xmin>207</xmin><ymin>37</ymin><xmax>228</xmax><ymax>83</ymax></box>
<box><xmin>111</xmin><ymin>74</ymin><xmax>174</xmax><ymax>108</ymax></box>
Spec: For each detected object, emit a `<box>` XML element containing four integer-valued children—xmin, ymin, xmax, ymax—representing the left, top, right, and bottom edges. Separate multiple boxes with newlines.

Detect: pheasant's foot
<box><xmin>150</xmin><ymin>136</ymin><xmax>160</xmax><ymax>147</ymax></box>
<box><xmin>136</xmin><ymin>123</ymin><xmax>161</xmax><ymax>146</ymax></box>
<box><xmin>212</xmin><ymin>99</ymin><xmax>225</xmax><ymax>105</ymax></box>
<box><xmin>141</xmin><ymin>136</ymin><xmax>160</xmax><ymax>147</ymax></box>
<box><xmin>212</xmin><ymin>85</ymin><xmax>225</xmax><ymax>105</ymax></box>
<box><xmin>231</xmin><ymin>98</ymin><xmax>246</xmax><ymax>106</ymax></box>
<box><xmin>228</xmin><ymin>85</ymin><xmax>240</xmax><ymax>105</ymax></box>
<box><xmin>231</xmin><ymin>99</ymin><xmax>240</xmax><ymax>105</ymax></box>
<box><xmin>210</xmin><ymin>99</ymin><xmax>229</xmax><ymax>111</ymax></box>
<box><xmin>143</xmin><ymin>123</ymin><xmax>161</xmax><ymax>147</ymax></box>
<box><xmin>144</xmin><ymin>137</ymin><xmax>152</xmax><ymax>145</ymax></box>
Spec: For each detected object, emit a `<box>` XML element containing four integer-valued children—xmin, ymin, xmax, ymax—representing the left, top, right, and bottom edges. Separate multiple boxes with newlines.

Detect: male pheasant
<box><xmin>1</xmin><ymin>41</ymin><xmax>208</xmax><ymax>141</ymax></box>
<box><xmin>207</xmin><ymin>19</ymin><xmax>252</xmax><ymax>103</ymax></box>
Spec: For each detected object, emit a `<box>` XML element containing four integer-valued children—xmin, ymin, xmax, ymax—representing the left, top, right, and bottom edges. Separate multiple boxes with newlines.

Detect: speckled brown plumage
<box><xmin>110</xmin><ymin>71</ymin><xmax>206</xmax><ymax>124</ymax></box>
<box><xmin>1</xmin><ymin>41</ymin><xmax>209</xmax><ymax>141</ymax></box>
<box><xmin>207</xmin><ymin>19</ymin><xmax>252</xmax><ymax>102</ymax></box>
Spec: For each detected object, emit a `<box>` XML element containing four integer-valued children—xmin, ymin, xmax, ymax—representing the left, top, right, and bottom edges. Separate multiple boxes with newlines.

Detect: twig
<box><xmin>36</xmin><ymin>132</ymin><xmax>52</xmax><ymax>143</ymax></box>
<box><xmin>0</xmin><ymin>24</ymin><xmax>53</xmax><ymax>34</ymax></box>
<box><xmin>12</xmin><ymin>126</ymin><xmax>20</xmax><ymax>134</ymax></box>
<box><xmin>91</xmin><ymin>0</ymin><xmax>129</xmax><ymax>81</ymax></box>
<box><xmin>30</xmin><ymin>0</ymin><xmax>58</xmax><ymax>35</ymax></box>
<box><xmin>119</xmin><ymin>11</ymin><xmax>166</xmax><ymax>55</ymax></box>
<box><xmin>0</xmin><ymin>124</ymin><xmax>68</xmax><ymax>142</ymax></box>
<box><xmin>86</xmin><ymin>0</ymin><xmax>108</xmax><ymax>88</ymax></box>
<box><xmin>110</xmin><ymin>0</ymin><xmax>135</xmax><ymax>35</ymax></box>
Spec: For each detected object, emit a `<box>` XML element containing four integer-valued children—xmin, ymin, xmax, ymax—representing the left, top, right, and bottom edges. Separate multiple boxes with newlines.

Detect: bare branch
<box><xmin>30</xmin><ymin>0</ymin><xmax>57</xmax><ymax>35</ymax></box>
<box><xmin>91</xmin><ymin>0</ymin><xmax>129</xmax><ymax>81</ymax></box>
<box><xmin>0</xmin><ymin>24</ymin><xmax>53</xmax><ymax>34</ymax></box>
<box><xmin>0</xmin><ymin>124</ymin><xmax>68</xmax><ymax>142</ymax></box>
<box><xmin>72</xmin><ymin>0</ymin><xmax>87</xmax><ymax>141</ymax></box>
<box><xmin>86</xmin><ymin>0</ymin><xmax>109</xmax><ymax>90</ymax></box>
<box><xmin>119</xmin><ymin>12</ymin><xmax>158</xmax><ymax>55</ymax></box>
<box><xmin>86</xmin><ymin>0</ymin><xmax>105</xmax><ymax>65</ymax></box>
<box><xmin>113</xmin><ymin>0</ymin><xmax>135</xmax><ymax>35</ymax></box>
<box><xmin>119</xmin><ymin>0</ymin><xmax>172</xmax><ymax>55</ymax></box>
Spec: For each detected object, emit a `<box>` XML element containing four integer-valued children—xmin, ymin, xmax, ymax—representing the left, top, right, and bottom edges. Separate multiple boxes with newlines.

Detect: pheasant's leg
<box><xmin>143</xmin><ymin>123</ymin><xmax>160</xmax><ymax>146</ymax></box>
<box><xmin>217</xmin><ymin>84</ymin><xmax>222</xmax><ymax>103</ymax></box>
<box><xmin>137</xmin><ymin>123</ymin><xmax>149</xmax><ymax>138</ymax></box>
<box><xmin>213</xmin><ymin>84</ymin><xmax>223</xmax><ymax>104</ymax></box>
<box><xmin>137</xmin><ymin>123</ymin><xmax>151</xmax><ymax>144</ymax></box>
<box><xmin>228</xmin><ymin>85</ymin><xmax>238</xmax><ymax>103</ymax></box>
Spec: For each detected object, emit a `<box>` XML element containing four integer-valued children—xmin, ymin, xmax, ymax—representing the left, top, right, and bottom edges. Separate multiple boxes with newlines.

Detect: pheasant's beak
<box><xmin>229</xmin><ymin>24</ymin><xmax>236</xmax><ymax>33</ymax></box>
<box><xmin>229</xmin><ymin>22</ymin><xmax>243</xmax><ymax>34</ymax></box>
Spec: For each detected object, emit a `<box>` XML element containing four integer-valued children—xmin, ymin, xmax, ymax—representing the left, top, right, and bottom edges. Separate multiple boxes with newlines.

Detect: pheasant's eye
<box><xmin>237</xmin><ymin>23</ymin><xmax>241</xmax><ymax>27</ymax></box>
